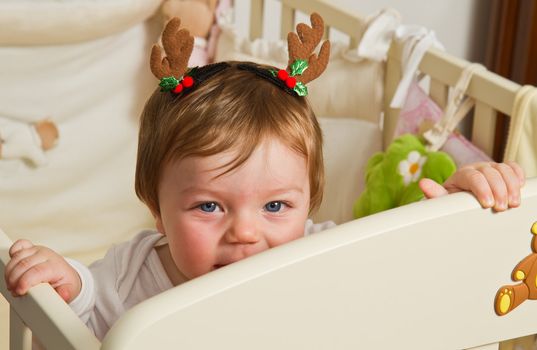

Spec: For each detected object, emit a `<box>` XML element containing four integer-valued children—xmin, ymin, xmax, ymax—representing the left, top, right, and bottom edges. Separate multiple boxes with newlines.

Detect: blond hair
<box><xmin>135</xmin><ymin>62</ymin><xmax>324</xmax><ymax>215</ymax></box>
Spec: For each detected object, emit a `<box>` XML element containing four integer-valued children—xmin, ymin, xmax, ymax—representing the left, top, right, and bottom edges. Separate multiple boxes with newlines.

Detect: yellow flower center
<box><xmin>410</xmin><ymin>163</ymin><xmax>419</xmax><ymax>175</ymax></box>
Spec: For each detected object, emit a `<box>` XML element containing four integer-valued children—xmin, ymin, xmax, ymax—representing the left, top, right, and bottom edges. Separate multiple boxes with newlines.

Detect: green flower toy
<box><xmin>353</xmin><ymin>134</ymin><xmax>456</xmax><ymax>219</ymax></box>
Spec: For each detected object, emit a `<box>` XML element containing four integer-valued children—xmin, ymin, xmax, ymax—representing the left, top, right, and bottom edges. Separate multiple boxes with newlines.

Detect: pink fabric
<box><xmin>188</xmin><ymin>0</ymin><xmax>232</xmax><ymax>66</ymax></box>
<box><xmin>188</xmin><ymin>40</ymin><xmax>209</xmax><ymax>66</ymax></box>
<box><xmin>396</xmin><ymin>80</ymin><xmax>443</xmax><ymax>136</ymax></box>
<box><xmin>207</xmin><ymin>0</ymin><xmax>231</xmax><ymax>62</ymax></box>
<box><xmin>396</xmin><ymin>80</ymin><xmax>492</xmax><ymax>167</ymax></box>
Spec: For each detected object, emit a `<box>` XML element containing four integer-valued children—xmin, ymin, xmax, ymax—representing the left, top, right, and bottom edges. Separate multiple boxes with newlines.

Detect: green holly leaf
<box><xmin>294</xmin><ymin>82</ymin><xmax>308</xmax><ymax>96</ymax></box>
<box><xmin>269</xmin><ymin>69</ymin><xmax>277</xmax><ymax>77</ymax></box>
<box><xmin>159</xmin><ymin>76</ymin><xmax>179</xmax><ymax>92</ymax></box>
<box><xmin>290</xmin><ymin>59</ymin><xmax>308</xmax><ymax>76</ymax></box>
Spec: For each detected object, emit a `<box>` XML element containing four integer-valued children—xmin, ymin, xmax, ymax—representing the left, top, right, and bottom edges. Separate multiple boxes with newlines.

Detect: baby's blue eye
<box><xmin>199</xmin><ymin>202</ymin><xmax>218</xmax><ymax>212</ymax></box>
<box><xmin>265</xmin><ymin>201</ymin><xmax>283</xmax><ymax>212</ymax></box>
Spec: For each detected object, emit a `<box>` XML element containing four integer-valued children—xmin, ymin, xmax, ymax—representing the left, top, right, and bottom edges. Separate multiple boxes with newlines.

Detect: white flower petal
<box><xmin>398</xmin><ymin>160</ymin><xmax>410</xmax><ymax>175</ymax></box>
<box><xmin>412</xmin><ymin>168</ymin><xmax>422</xmax><ymax>182</ymax></box>
<box><xmin>408</xmin><ymin>151</ymin><xmax>421</xmax><ymax>163</ymax></box>
<box><xmin>403</xmin><ymin>173</ymin><xmax>412</xmax><ymax>185</ymax></box>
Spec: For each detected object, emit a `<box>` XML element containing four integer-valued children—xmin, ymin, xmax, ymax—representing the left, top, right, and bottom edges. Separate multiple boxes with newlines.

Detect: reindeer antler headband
<box><xmin>150</xmin><ymin>13</ymin><xmax>331</xmax><ymax>97</ymax></box>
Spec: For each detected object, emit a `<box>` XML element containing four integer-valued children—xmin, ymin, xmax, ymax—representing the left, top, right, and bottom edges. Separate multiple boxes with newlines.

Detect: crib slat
<box><xmin>280</xmin><ymin>4</ymin><xmax>295</xmax><ymax>40</ymax></box>
<box><xmin>280</xmin><ymin>0</ymin><xmax>365</xmax><ymax>44</ymax></box>
<box><xmin>249</xmin><ymin>0</ymin><xmax>264</xmax><ymax>40</ymax></box>
<box><xmin>472</xmin><ymin>101</ymin><xmax>497</xmax><ymax>158</ymax></box>
<box><xmin>1</xmin><ymin>229</ymin><xmax>100</xmax><ymax>350</ymax></box>
<box><xmin>430</xmin><ymin>78</ymin><xmax>449</xmax><ymax>109</ymax></box>
<box><xmin>0</xmin><ymin>283</ymin><xmax>101</xmax><ymax>350</ymax></box>
<box><xmin>10</xmin><ymin>307</ymin><xmax>31</xmax><ymax>350</ymax></box>
<box><xmin>383</xmin><ymin>43</ymin><xmax>403</xmax><ymax>149</ymax></box>
<box><xmin>349</xmin><ymin>37</ymin><xmax>359</xmax><ymax>50</ymax></box>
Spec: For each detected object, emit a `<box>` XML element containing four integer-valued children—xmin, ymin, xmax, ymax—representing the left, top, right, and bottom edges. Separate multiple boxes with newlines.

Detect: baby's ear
<box><xmin>155</xmin><ymin>216</ymin><xmax>166</xmax><ymax>235</ymax></box>
<box><xmin>152</xmin><ymin>210</ymin><xmax>166</xmax><ymax>234</ymax></box>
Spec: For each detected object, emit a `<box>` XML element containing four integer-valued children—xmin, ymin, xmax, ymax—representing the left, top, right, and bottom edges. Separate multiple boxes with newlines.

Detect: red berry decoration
<box><xmin>285</xmin><ymin>77</ymin><xmax>296</xmax><ymax>89</ymax></box>
<box><xmin>173</xmin><ymin>83</ymin><xmax>184</xmax><ymax>94</ymax></box>
<box><xmin>182</xmin><ymin>76</ymin><xmax>194</xmax><ymax>88</ymax></box>
<box><xmin>277</xmin><ymin>69</ymin><xmax>288</xmax><ymax>81</ymax></box>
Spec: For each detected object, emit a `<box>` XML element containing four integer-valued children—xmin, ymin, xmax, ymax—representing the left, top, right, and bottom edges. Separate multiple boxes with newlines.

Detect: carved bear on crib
<box><xmin>495</xmin><ymin>222</ymin><xmax>537</xmax><ymax>316</ymax></box>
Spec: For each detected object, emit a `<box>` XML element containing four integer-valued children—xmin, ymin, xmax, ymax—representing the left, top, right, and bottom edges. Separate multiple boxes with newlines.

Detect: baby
<box><xmin>4</xmin><ymin>14</ymin><xmax>525</xmax><ymax>340</ymax></box>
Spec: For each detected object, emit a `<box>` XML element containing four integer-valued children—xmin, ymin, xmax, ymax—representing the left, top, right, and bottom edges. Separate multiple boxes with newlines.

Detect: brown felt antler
<box><xmin>287</xmin><ymin>13</ymin><xmax>331</xmax><ymax>84</ymax></box>
<box><xmin>150</xmin><ymin>17</ymin><xmax>194</xmax><ymax>79</ymax></box>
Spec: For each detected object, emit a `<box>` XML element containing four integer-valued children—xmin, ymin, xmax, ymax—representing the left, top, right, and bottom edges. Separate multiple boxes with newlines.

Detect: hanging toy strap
<box><xmin>423</xmin><ymin>63</ymin><xmax>486</xmax><ymax>151</ymax></box>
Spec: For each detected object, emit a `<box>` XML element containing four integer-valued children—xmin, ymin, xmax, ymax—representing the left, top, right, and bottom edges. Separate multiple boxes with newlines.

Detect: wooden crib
<box><xmin>1</xmin><ymin>0</ymin><xmax>536</xmax><ymax>349</ymax></box>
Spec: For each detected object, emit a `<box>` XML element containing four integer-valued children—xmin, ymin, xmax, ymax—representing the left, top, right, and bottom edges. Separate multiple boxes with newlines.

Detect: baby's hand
<box><xmin>4</xmin><ymin>239</ymin><xmax>81</xmax><ymax>303</ymax></box>
<box><xmin>419</xmin><ymin>161</ymin><xmax>525</xmax><ymax>211</ymax></box>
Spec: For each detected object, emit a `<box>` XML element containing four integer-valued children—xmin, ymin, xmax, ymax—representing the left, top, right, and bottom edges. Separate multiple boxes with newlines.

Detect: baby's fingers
<box><xmin>479</xmin><ymin>165</ymin><xmax>509</xmax><ymax>211</ymax></box>
<box><xmin>505</xmin><ymin>161</ymin><xmax>525</xmax><ymax>185</ymax></box>
<box><xmin>9</xmin><ymin>239</ymin><xmax>34</xmax><ymax>257</ymax></box>
<box><xmin>492</xmin><ymin>163</ymin><xmax>522</xmax><ymax>208</ymax></box>
<box><xmin>5</xmin><ymin>244</ymin><xmax>39</xmax><ymax>284</ymax></box>
<box><xmin>10</xmin><ymin>261</ymin><xmax>59</xmax><ymax>296</ymax></box>
<box><xmin>419</xmin><ymin>178</ymin><xmax>449</xmax><ymax>199</ymax></box>
<box><xmin>451</xmin><ymin>167</ymin><xmax>494</xmax><ymax>208</ymax></box>
<box><xmin>5</xmin><ymin>252</ymin><xmax>47</xmax><ymax>293</ymax></box>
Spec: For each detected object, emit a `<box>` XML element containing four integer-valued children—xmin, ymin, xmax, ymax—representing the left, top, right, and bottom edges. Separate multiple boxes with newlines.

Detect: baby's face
<box><xmin>155</xmin><ymin>139</ymin><xmax>310</xmax><ymax>280</ymax></box>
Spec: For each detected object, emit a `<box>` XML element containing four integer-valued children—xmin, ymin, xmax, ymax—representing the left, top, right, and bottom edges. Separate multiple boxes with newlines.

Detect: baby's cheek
<box><xmin>268</xmin><ymin>222</ymin><xmax>305</xmax><ymax>248</ymax></box>
<box><xmin>186</xmin><ymin>234</ymin><xmax>215</xmax><ymax>254</ymax></box>
<box><xmin>171</xmin><ymin>223</ymin><xmax>219</xmax><ymax>278</ymax></box>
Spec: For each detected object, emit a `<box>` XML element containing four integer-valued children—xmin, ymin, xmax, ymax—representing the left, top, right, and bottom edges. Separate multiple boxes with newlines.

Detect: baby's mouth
<box><xmin>213</xmin><ymin>264</ymin><xmax>227</xmax><ymax>270</ymax></box>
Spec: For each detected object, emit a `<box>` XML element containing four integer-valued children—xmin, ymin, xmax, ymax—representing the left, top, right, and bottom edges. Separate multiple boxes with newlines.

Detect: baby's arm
<box><xmin>4</xmin><ymin>239</ymin><xmax>81</xmax><ymax>303</ymax></box>
<box><xmin>419</xmin><ymin>161</ymin><xmax>525</xmax><ymax>211</ymax></box>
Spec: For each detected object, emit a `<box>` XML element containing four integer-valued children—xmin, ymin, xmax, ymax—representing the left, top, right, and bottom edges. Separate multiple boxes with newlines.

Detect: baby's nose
<box><xmin>225</xmin><ymin>216</ymin><xmax>260</xmax><ymax>244</ymax></box>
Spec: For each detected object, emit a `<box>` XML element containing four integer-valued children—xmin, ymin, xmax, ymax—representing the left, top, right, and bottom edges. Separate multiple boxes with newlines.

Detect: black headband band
<box><xmin>162</xmin><ymin>61</ymin><xmax>302</xmax><ymax>98</ymax></box>
<box><xmin>237</xmin><ymin>63</ymin><xmax>299</xmax><ymax>97</ymax></box>
<box><xmin>160</xmin><ymin>61</ymin><xmax>231</xmax><ymax>96</ymax></box>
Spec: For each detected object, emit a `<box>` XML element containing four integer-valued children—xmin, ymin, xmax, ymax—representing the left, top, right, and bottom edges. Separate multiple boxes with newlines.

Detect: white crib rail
<box><xmin>0</xmin><ymin>231</ymin><xmax>100</xmax><ymax>350</ymax></box>
<box><xmin>101</xmin><ymin>178</ymin><xmax>537</xmax><ymax>350</ymax></box>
